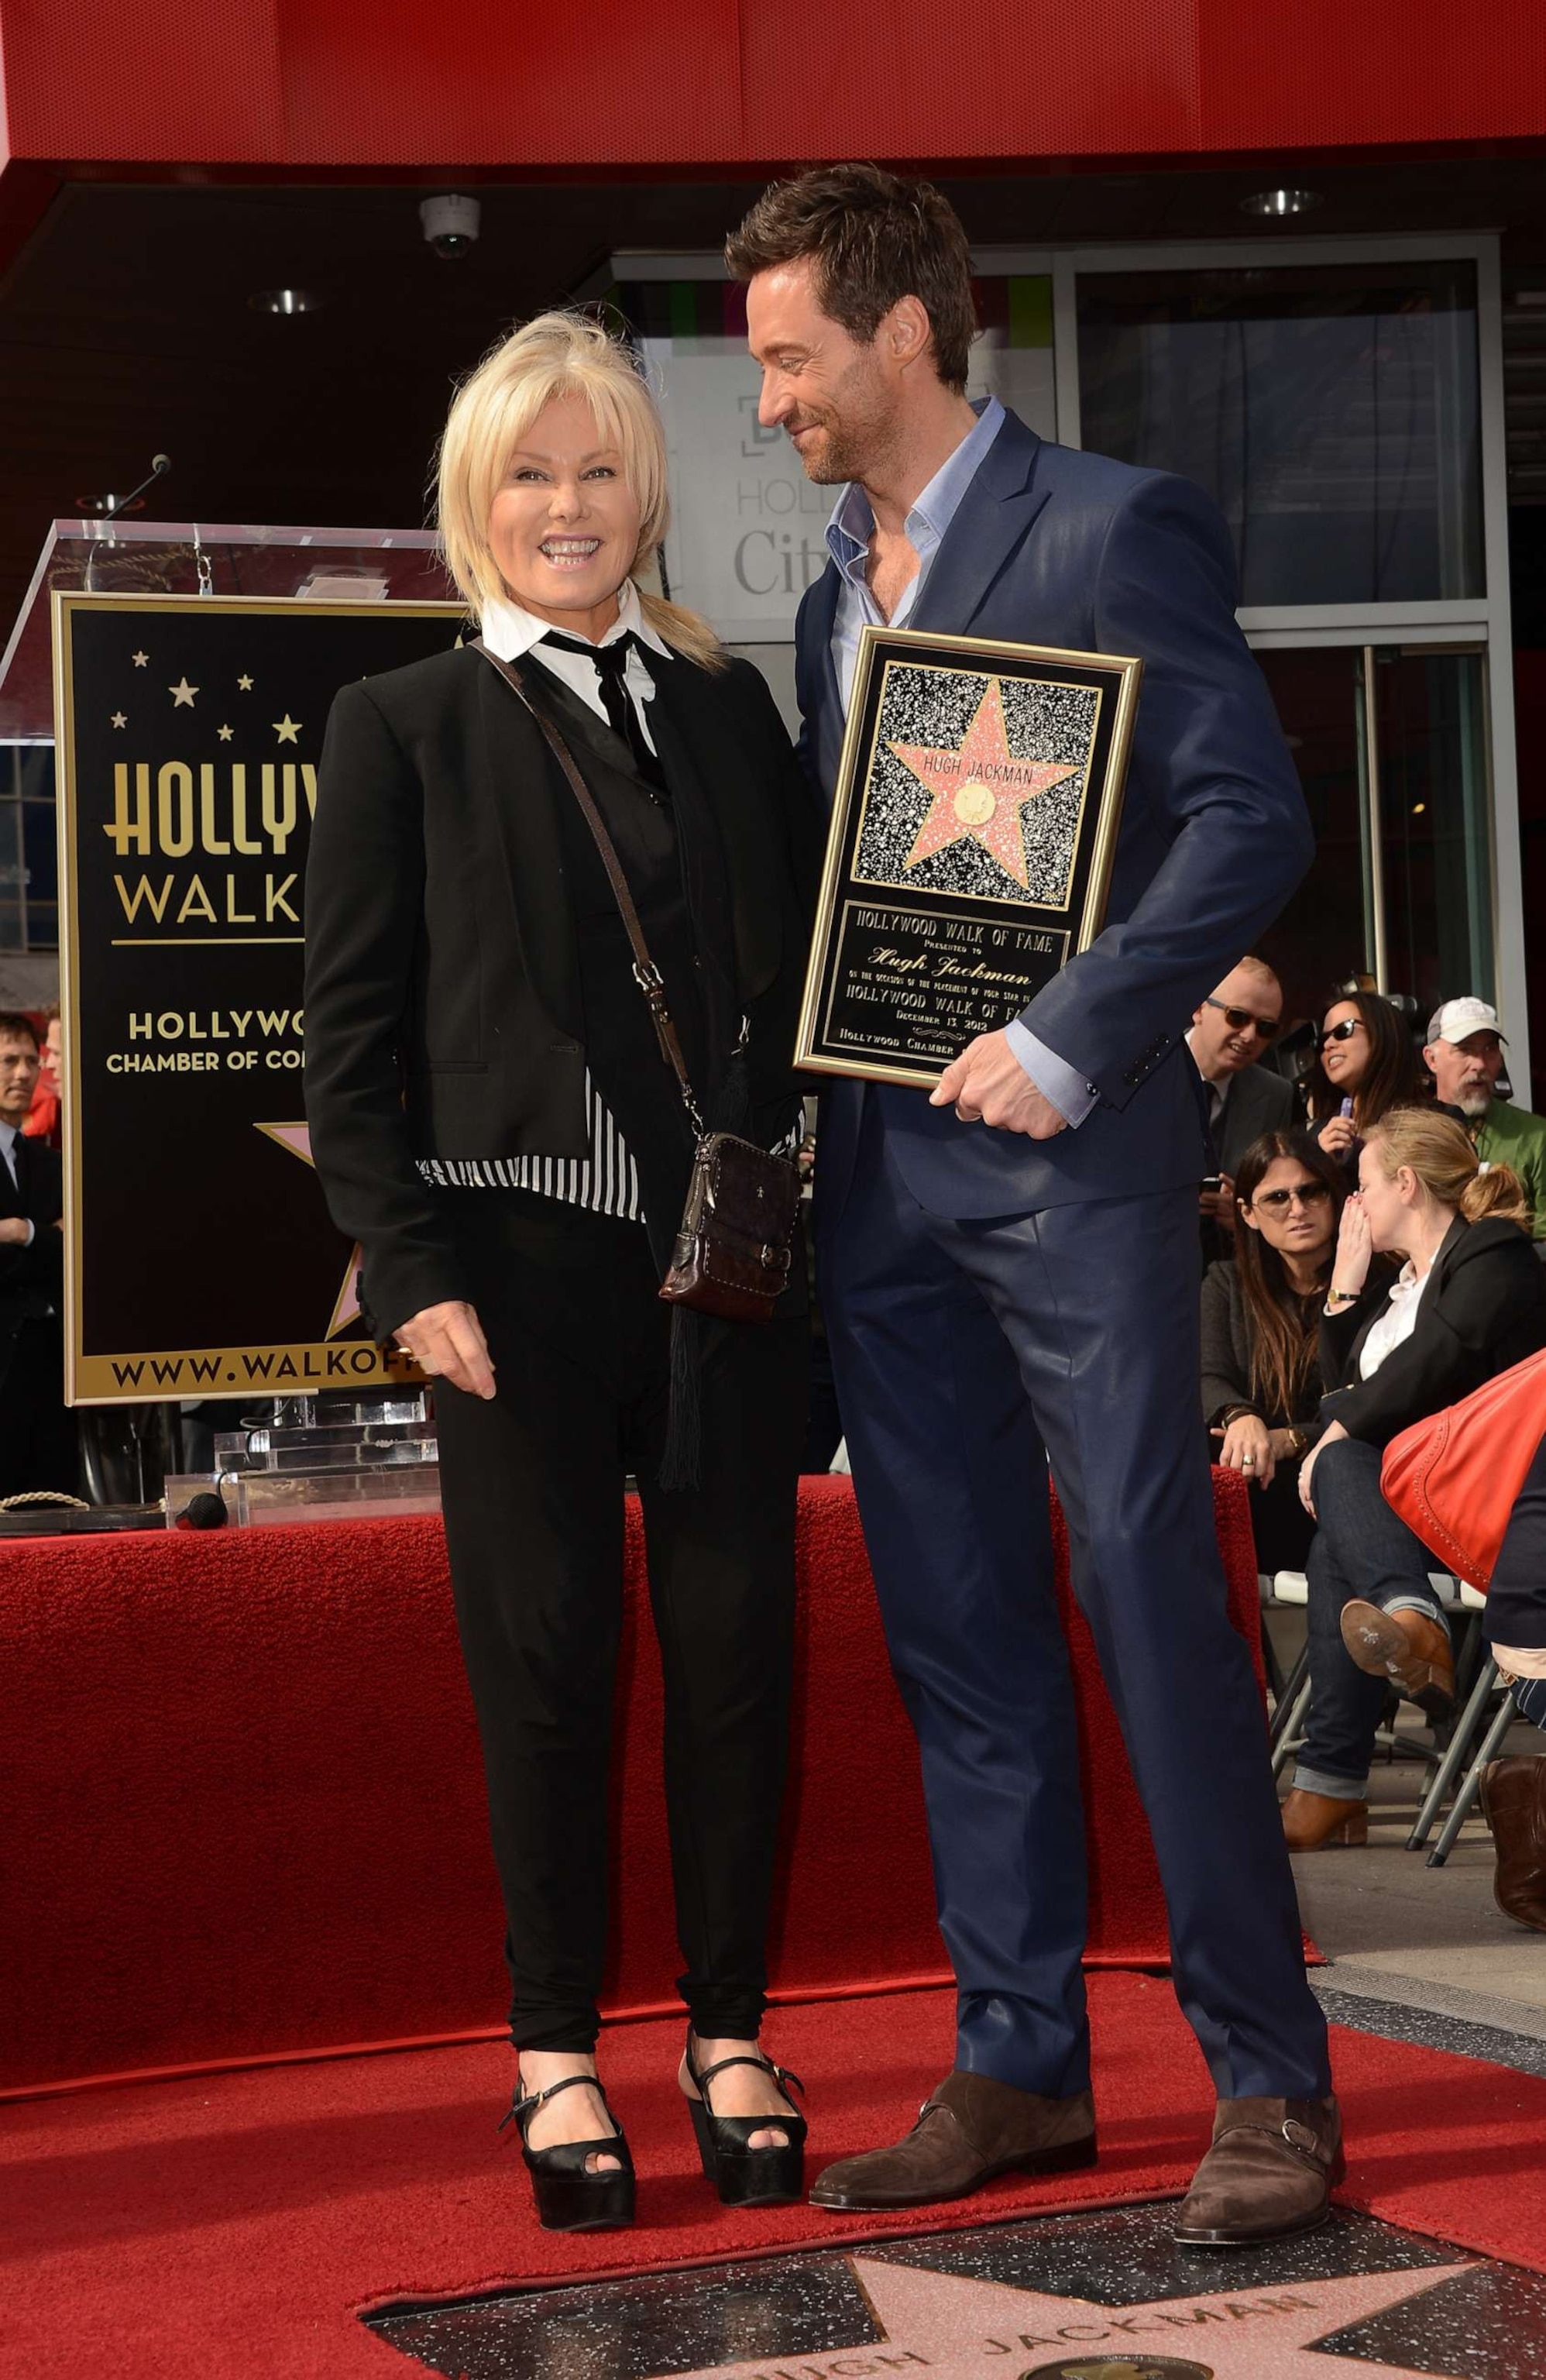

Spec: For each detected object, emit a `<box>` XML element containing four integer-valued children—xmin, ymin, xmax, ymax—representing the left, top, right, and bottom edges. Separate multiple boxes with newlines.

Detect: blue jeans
<box><xmin>1294</xmin><ymin>1436</ymin><xmax>1450</xmax><ymax>1797</ymax></box>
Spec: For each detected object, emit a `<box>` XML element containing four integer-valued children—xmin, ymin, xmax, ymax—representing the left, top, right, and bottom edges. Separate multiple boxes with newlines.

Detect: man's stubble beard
<box><xmin>1455</xmin><ymin>1087</ymin><xmax>1493</xmax><ymax>1119</ymax></box>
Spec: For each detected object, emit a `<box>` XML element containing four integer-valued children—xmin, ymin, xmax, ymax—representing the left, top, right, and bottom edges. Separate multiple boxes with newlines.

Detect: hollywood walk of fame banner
<box><xmin>795</xmin><ymin>625</ymin><xmax>1142</xmax><ymax>1089</ymax></box>
<box><xmin>53</xmin><ymin>591</ymin><xmax>463</xmax><ymax>1403</ymax></box>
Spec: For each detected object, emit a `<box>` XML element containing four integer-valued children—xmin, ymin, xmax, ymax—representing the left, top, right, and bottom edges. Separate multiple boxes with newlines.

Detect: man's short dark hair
<box><xmin>725</xmin><ymin>164</ymin><xmax>977</xmax><ymax>393</ymax></box>
<box><xmin>0</xmin><ymin>1012</ymin><xmax>39</xmax><ymax>1051</ymax></box>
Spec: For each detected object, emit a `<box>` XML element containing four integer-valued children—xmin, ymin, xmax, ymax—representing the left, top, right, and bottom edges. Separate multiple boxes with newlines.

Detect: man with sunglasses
<box><xmin>1187</xmin><ymin>960</ymin><xmax>1295</xmax><ymax>1261</ymax></box>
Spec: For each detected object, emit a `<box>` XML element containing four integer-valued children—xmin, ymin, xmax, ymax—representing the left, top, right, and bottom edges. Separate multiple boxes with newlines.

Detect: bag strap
<box><xmin>473</xmin><ymin>638</ymin><xmax>705</xmax><ymax>1133</ymax></box>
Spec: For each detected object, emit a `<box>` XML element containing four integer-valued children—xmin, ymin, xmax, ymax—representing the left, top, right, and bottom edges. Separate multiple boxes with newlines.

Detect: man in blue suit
<box><xmin>727</xmin><ymin>167</ymin><xmax>1338</xmax><ymax>2247</ymax></box>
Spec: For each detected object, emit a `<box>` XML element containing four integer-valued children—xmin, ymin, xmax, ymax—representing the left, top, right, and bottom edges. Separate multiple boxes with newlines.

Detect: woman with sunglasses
<box><xmin>1283</xmin><ymin>1109</ymin><xmax>1546</xmax><ymax>1851</ymax></box>
<box><xmin>1201</xmin><ymin>1133</ymin><xmax>1363</xmax><ymax>1573</ymax></box>
<box><xmin>1304</xmin><ymin>991</ymin><xmax>1421</xmax><ymax>1170</ymax></box>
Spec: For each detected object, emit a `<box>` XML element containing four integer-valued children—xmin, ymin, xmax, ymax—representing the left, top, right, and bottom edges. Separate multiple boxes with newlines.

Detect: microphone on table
<box><xmin>102</xmin><ymin>455</ymin><xmax>172</xmax><ymax>522</ymax></box>
<box><xmin>176</xmin><ymin>1491</ymin><xmax>228</xmax><ymax>1530</ymax></box>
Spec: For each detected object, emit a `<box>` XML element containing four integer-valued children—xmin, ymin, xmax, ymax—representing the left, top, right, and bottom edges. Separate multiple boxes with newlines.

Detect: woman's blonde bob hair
<box><xmin>1365</xmin><ymin>1104</ymin><xmax>1531</xmax><ymax>1230</ymax></box>
<box><xmin>435</xmin><ymin>310</ymin><xmax>724</xmax><ymax>669</ymax></box>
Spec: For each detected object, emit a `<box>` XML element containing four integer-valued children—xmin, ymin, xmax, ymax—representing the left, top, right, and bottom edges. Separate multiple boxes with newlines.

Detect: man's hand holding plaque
<box><xmin>930</xmin><ymin>1030</ymin><xmax>1069</xmax><ymax>1139</ymax></box>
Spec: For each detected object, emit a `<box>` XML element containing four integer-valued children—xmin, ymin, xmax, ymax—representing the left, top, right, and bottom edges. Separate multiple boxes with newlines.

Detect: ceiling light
<box><xmin>249</xmin><ymin>288</ymin><xmax>324</xmax><ymax>315</ymax></box>
<box><xmin>1239</xmin><ymin>188</ymin><xmax>1324</xmax><ymax>218</ymax></box>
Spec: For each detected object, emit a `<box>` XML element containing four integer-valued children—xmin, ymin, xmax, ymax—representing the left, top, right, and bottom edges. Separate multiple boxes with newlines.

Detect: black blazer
<box><xmin>1211</xmin><ymin>1063</ymin><xmax>1297</xmax><ymax>1179</ymax></box>
<box><xmin>1200</xmin><ymin>1257</ymin><xmax>1324</xmax><ymax>1431</ymax></box>
<box><xmin>1319</xmin><ymin>1214</ymin><xmax>1546</xmax><ymax>1448</ymax></box>
<box><xmin>0</xmin><ymin>1136</ymin><xmax>63</xmax><ymax>1392</ymax></box>
<box><xmin>304</xmin><ymin>641</ymin><xmax>821</xmax><ymax>1339</ymax></box>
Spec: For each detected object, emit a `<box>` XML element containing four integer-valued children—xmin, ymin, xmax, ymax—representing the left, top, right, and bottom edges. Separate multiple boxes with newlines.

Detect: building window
<box><xmin>0</xmin><ymin>745</ymin><xmax>59</xmax><ymax>951</ymax></box>
<box><xmin>1076</xmin><ymin>261</ymin><xmax>1484</xmax><ymax>607</ymax></box>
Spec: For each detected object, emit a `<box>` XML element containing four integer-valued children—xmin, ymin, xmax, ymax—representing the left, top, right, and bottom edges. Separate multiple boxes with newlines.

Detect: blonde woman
<box><xmin>303</xmin><ymin>315</ymin><xmax>819</xmax><ymax>2230</ymax></box>
<box><xmin>1280</xmin><ymin>1107</ymin><xmax>1546</xmax><ymax>1850</ymax></box>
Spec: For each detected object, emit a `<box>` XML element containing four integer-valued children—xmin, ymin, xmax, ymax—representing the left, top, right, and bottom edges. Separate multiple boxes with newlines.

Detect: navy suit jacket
<box><xmin>795</xmin><ymin>409</ymin><xmax>1314</xmax><ymax>1219</ymax></box>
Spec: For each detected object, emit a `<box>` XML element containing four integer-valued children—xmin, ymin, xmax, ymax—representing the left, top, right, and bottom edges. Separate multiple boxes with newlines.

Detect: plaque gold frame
<box><xmin>795</xmin><ymin>624</ymin><xmax>1143</xmax><ymax>1090</ymax></box>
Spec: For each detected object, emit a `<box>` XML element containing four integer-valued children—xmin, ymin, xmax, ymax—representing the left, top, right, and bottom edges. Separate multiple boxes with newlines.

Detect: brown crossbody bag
<box><xmin>476</xmin><ymin>642</ymin><xmax>802</xmax><ymax>1323</ymax></box>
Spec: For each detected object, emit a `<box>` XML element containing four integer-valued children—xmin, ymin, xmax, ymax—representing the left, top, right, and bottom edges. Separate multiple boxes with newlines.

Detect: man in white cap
<box><xmin>1424</xmin><ymin>997</ymin><xmax>1546</xmax><ymax>1239</ymax></box>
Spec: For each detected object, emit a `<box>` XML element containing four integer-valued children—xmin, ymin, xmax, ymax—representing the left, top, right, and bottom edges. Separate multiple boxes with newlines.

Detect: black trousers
<box><xmin>431</xmin><ymin>1189</ymin><xmax>808</xmax><ymax>2052</ymax></box>
<box><xmin>0</xmin><ymin>1318</ymin><xmax>79</xmax><ymax>1499</ymax></box>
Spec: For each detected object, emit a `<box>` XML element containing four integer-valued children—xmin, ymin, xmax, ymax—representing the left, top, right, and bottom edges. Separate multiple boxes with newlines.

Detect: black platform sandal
<box><xmin>500</xmin><ymin>2072</ymin><xmax>636</xmax><ymax>2233</ymax></box>
<box><xmin>682</xmin><ymin>2034</ymin><xmax>808</xmax><ymax>2207</ymax></box>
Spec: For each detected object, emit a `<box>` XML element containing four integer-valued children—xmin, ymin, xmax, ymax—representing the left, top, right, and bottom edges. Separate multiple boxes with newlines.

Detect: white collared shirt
<box><xmin>480</xmin><ymin>580</ymin><xmax>672</xmax><ymax>754</ymax></box>
<box><xmin>826</xmin><ymin>397</ymin><xmax>1005</xmax><ymax>714</ymax></box>
<box><xmin>1358</xmin><ymin>1259</ymin><xmax>1433</xmax><ymax>1379</ymax></box>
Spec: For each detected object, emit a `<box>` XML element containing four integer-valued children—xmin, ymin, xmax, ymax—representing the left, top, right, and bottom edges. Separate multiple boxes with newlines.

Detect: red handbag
<box><xmin>1380</xmin><ymin>1346</ymin><xmax>1546</xmax><ymax>1591</ymax></box>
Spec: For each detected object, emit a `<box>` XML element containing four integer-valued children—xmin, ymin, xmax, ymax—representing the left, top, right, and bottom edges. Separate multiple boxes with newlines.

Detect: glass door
<box><xmin>1252</xmin><ymin>644</ymin><xmax>1493</xmax><ymax>1030</ymax></box>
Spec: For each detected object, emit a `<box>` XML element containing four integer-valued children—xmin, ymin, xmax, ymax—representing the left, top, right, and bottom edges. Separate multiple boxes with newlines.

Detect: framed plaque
<box><xmin>795</xmin><ymin>625</ymin><xmax>1142</xmax><ymax>1089</ymax></box>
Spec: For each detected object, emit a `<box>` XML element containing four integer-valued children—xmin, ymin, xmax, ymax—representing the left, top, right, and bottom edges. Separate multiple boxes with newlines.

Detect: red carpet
<box><xmin>0</xmin><ymin>1473</ymin><xmax>1266</xmax><ymax>2092</ymax></box>
<box><xmin>2</xmin><ymin>1976</ymin><xmax>1542</xmax><ymax>2379</ymax></box>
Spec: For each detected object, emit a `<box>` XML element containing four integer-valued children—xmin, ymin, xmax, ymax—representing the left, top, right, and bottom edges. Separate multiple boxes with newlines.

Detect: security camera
<box><xmin>420</xmin><ymin>194</ymin><xmax>481</xmax><ymax>260</ymax></box>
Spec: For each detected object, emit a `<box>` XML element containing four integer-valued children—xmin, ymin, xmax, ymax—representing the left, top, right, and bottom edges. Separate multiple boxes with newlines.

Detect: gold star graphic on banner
<box><xmin>890</xmin><ymin>678</ymin><xmax>1080</xmax><ymax>891</ymax></box>
<box><xmin>273</xmin><ymin>714</ymin><xmax>301</xmax><ymax>744</ymax></box>
<box><xmin>110</xmin><ymin>711</ymin><xmax>127</xmax><ymax>729</ymax></box>
<box><xmin>216</xmin><ymin>724</ymin><xmax>234</xmax><ymax>742</ymax></box>
<box><xmin>256</xmin><ymin>1126</ymin><xmax>421</xmax><ymax>1374</ymax></box>
<box><xmin>659</xmin><ymin>2251</ymin><xmax>1472</xmax><ymax>2380</ymax></box>
<box><xmin>170</xmin><ymin>676</ymin><xmax>198</xmax><ymax>707</ymax></box>
<box><xmin>237</xmin><ymin>674</ymin><xmax>254</xmax><ymax>691</ymax></box>
<box><xmin>131</xmin><ymin>651</ymin><xmax>149</xmax><ymax>667</ymax></box>
<box><xmin>254</xmin><ymin>1122</ymin><xmax>370</xmax><ymax>1341</ymax></box>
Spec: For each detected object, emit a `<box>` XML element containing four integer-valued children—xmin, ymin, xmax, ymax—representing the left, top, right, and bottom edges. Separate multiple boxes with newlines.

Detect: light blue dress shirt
<box><xmin>826</xmin><ymin>400</ymin><xmax>1097</xmax><ymax>1128</ymax></box>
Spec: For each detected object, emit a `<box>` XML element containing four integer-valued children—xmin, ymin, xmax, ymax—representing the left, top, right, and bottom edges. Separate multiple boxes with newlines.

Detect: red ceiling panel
<box><xmin>2</xmin><ymin>0</ymin><xmax>1543</xmax><ymax>169</ymax></box>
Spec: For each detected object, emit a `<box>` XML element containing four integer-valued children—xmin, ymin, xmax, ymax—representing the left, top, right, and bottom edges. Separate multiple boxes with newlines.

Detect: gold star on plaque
<box><xmin>110</xmin><ymin>711</ymin><xmax>127</xmax><ymax>729</ymax></box>
<box><xmin>170</xmin><ymin>676</ymin><xmax>198</xmax><ymax>707</ymax></box>
<box><xmin>273</xmin><ymin>714</ymin><xmax>301</xmax><ymax>744</ymax></box>
<box><xmin>237</xmin><ymin>674</ymin><xmax>254</xmax><ymax>691</ymax></box>
<box><xmin>131</xmin><ymin>651</ymin><xmax>149</xmax><ymax>667</ymax></box>
<box><xmin>216</xmin><ymin>724</ymin><xmax>234</xmax><ymax>742</ymax></box>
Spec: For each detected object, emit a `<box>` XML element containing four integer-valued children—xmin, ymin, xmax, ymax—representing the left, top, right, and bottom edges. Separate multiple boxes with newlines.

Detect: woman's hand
<box><xmin>394</xmin><ymin>1299</ymin><xmax>496</xmax><ymax>1399</ymax></box>
<box><xmin>1318</xmin><ymin>1113</ymin><xmax>1358</xmax><ymax>1157</ymax></box>
<box><xmin>1299</xmin><ymin>1419</ymin><xmax>1347</xmax><ymax>1517</ymax></box>
<box><xmin>1214</xmin><ymin>1412</ymin><xmax>1275</xmax><ymax>1488</ymax></box>
<box><xmin>1331</xmin><ymin>1193</ymin><xmax>1374</xmax><ymax>1296</ymax></box>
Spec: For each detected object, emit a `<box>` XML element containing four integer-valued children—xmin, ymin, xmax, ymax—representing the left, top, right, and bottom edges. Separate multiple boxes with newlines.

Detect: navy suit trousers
<box><xmin>820</xmin><ymin>1092</ymin><xmax>1330</xmax><ymax>2102</ymax></box>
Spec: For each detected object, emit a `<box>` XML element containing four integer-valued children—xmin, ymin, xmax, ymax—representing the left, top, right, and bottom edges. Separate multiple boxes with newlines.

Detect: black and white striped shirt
<box><xmin>422</xmin><ymin>586</ymin><xmax>798</xmax><ymax>1226</ymax></box>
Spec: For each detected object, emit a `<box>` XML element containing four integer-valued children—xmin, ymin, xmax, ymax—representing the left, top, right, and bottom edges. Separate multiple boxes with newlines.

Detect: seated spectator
<box><xmin>1283</xmin><ymin>1108</ymin><xmax>1546</xmax><ymax>1850</ymax></box>
<box><xmin>1303</xmin><ymin>989</ymin><xmax>1421</xmax><ymax>1175</ymax></box>
<box><xmin>1423</xmin><ymin>996</ymin><xmax>1546</xmax><ymax>1240</ymax></box>
<box><xmin>1482</xmin><ymin>1432</ymin><xmax>1546</xmax><ymax>1931</ymax></box>
<box><xmin>1187</xmin><ymin>957</ymin><xmax>1293</xmax><ymax>1263</ymax></box>
<box><xmin>1201</xmin><ymin>1132</ymin><xmax>1355</xmax><ymax>1573</ymax></box>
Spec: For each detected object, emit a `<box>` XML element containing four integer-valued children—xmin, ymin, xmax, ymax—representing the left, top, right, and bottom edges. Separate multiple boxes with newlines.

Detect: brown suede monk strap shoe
<box><xmin>809</xmin><ymin>2071</ymin><xmax>1097</xmax><ymax>2210</ymax></box>
<box><xmin>1481</xmin><ymin>1756</ymin><xmax>1546</xmax><ymax>1932</ymax></box>
<box><xmin>1280</xmin><ymin>1787</ymin><xmax>1368</xmax><ymax>1850</ymax></box>
<box><xmin>1173</xmin><ymin>2095</ymin><xmax>1343</xmax><ymax>2247</ymax></box>
<box><xmin>1339</xmin><ymin>1601</ymin><xmax>1454</xmax><ymax>1712</ymax></box>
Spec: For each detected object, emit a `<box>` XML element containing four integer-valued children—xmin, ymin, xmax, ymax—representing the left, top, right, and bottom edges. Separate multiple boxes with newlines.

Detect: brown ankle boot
<box><xmin>1174</xmin><ymin>2095</ymin><xmax>1343</xmax><ymax>2245</ymax></box>
<box><xmin>1481</xmin><ymin>1757</ymin><xmax>1546</xmax><ymax>1931</ymax></box>
<box><xmin>1280</xmin><ymin>1787</ymin><xmax>1368</xmax><ymax>1850</ymax></box>
<box><xmin>1339</xmin><ymin>1601</ymin><xmax>1454</xmax><ymax>1709</ymax></box>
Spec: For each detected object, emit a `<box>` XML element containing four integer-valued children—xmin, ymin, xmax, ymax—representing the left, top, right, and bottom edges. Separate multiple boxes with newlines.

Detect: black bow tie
<box><xmin>538</xmin><ymin>629</ymin><xmax>667</xmax><ymax>795</ymax></box>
